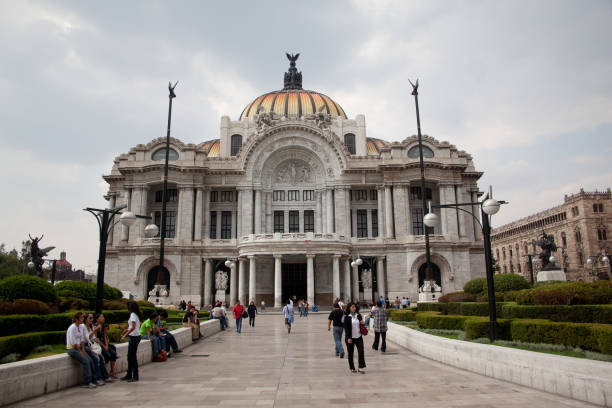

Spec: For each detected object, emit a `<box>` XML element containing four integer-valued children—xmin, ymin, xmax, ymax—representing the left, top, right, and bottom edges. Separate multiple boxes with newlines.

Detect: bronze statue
<box><xmin>283</xmin><ymin>52</ymin><xmax>302</xmax><ymax>90</ymax></box>
<box><xmin>28</xmin><ymin>234</ymin><xmax>55</xmax><ymax>277</ymax></box>
<box><xmin>531</xmin><ymin>231</ymin><xmax>558</xmax><ymax>270</ymax></box>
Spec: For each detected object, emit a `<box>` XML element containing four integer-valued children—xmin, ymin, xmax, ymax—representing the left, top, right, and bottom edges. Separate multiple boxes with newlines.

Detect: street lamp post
<box><xmin>523</xmin><ymin>254</ymin><xmax>536</xmax><ymax>286</ymax></box>
<box><xmin>43</xmin><ymin>259</ymin><xmax>58</xmax><ymax>285</ymax></box>
<box><xmin>84</xmin><ymin>205</ymin><xmax>156</xmax><ymax>314</ymax></box>
<box><xmin>424</xmin><ymin>186</ymin><xmax>506</xmax><ymax>341</ymax></box>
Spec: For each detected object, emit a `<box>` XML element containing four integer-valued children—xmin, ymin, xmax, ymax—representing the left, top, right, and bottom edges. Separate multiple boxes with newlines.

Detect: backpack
<box><xmin>154</xmin><ymin>349</ymin><xmax>167</xmax><ymax>362</ymax></box>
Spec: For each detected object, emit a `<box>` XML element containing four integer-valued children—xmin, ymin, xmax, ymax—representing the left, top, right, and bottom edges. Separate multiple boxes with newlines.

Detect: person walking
<box><xmin>261</xmin><ymin>300</ymin><xmax>266</xmax><ymax>313</ymax></box>
<box><xmin>232</xmin><ymin>300</ymin><xmax>245</xmax><ymax>333</ymax></box>
<box><xmin>371</xmin><ymin>300</ymin><xmax>388</xmax><ymax>352</ymax></box>
<box><xmin>247</xmin><ymin>300</ymin><xmax>257</xmax><ymax>327</ymax></box>
<box><xmin>343</xmin><ymin>302</ymin><xmax>366</xmax><ymax>374</ymax></box>
<box><xmin>282</xmin><ymin>299</ymin><xmax>294</xmax><ymax>333</ymax></box>
<box><xmin>327</xmin><ymin>303</ymin><xmax>345</xmax><ymax>358</ymax></box>
<box><xmin>120</xmin><ymin>301</ymin><xmax>141</xmax><ymax>382</ymax></box>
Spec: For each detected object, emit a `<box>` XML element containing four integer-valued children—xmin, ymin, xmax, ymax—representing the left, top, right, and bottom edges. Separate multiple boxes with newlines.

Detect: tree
<box><xmin>0</xmin><ymin>244</ymin><xmax>28</xmax><ymax>279</ymax></box>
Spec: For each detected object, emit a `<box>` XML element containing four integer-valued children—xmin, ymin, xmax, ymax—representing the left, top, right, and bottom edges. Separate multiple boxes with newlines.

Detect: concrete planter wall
<box><xmin>0</xmin><ymin>319</ymin><xmax>221</xmax><ymax>407</ymax></box>
<box><xmin>387</xmin><ymin>322</ymin><xmax>612</xmax><ymax>407</ymax></box>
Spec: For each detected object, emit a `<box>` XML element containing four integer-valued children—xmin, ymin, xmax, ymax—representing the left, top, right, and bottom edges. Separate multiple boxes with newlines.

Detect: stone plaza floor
<box><xmin>15</xmin><ymin>314</ymin><xmax>599</xmax><ymax>407</ymax></box>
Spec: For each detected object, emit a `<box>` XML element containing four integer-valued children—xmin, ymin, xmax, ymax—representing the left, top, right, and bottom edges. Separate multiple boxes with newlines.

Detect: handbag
<box><xmin>242</xmin><ymin>310</ymin><xmax>248</xmax><ymax>319</ymax></box>
<box><xmin>360</xmin><ymin>324</ymin><xmax>368</xmax><ymax>336</ymax></box>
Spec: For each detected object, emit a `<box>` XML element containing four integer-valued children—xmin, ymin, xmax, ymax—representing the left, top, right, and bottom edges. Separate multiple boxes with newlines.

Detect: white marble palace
<box><xmin>103</xmin><ymin>55</ymin><xmax>486</xmax><ymax>308</ymax></box>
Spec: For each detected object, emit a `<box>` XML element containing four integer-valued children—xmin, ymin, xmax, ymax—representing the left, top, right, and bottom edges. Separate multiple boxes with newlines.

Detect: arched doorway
<box><xmin>147</xmin><ymin>265</ymin><xmax>170</xmax><ymax>297</ymax></box>
<box><xmin>418</xmin><ymin>262</ymin><xmax>441</xmax><ymax>287</ymax></box>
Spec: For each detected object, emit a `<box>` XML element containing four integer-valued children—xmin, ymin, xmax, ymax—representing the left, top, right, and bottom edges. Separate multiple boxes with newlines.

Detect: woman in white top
<box><xmin>343</xmin><ymin>302</ymin><xmax>366</xmax><ymax>374</ymax></box>
<box><xmin>120</xmin><ymin>301</ymin><xmax>142</xmax><ymax>382</ymax></box>
<box><xmin>84</xmin><ymin>313</ymin><xmax>111</xmax><ymax>383</ymax></box>
<box><xmin>66</xmin><ymin>312</ymin><xmax>98</xmax><ymax>388</ymax></box>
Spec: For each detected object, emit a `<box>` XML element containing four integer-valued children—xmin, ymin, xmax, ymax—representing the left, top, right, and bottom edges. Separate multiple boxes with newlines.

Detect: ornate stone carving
<box><xmin>275</xmin><ymin>161</ymin><xmax>312</xmax><ymax>185</ymax></box>
<box><xmin>215</xmin><ymin>270</ymin><xmax>229</xmax><ymax>291</ymax></box>
<box><xmin>361</xmin><ymin>269</ymin><xmax>372</xmax><ymax>289</ymax></box>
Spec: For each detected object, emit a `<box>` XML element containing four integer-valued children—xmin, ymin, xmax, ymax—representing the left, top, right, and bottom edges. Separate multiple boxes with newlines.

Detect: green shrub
<box><xmin>438</xmin><ymin>291</ymin><xmax>476</xmax><ymax>303</ymax></box>
<box><xmin>464</xmin><ymin>277</ymin><xmax>487</xmax><ymax>296</ymax></box>
<box><xmin>463</xmin><ymin>317</ymin><xmax>512</xmax><ymax>340</ymax></box>
<box><xmin>592</xmin><ymin>325</ymin><xmax>612</xmax><ymax>354</ymax></box>
<box><xmin>494</xmin><ymin>274</ymin><xmax>530</xmax><ymax>292</ymax></box>
<box><xmin>57</xmin><ymin>297</ymin><xmax>89</xmax><ymax>312</ymax></box>
<box><xmin>514</xmin><ymin>281</ymin><xmax>612</xmax><ymax>305</ymax></box>
<box><xmin>503</xmin><ymin>290</ymin><xmax>521</xmax><ymax>302</ymax></box>
<box><xmin>0</xmin><ymin>299</ymin><xmax>14</xmax><ymax>314</ymax></box>
<box><xmin>54</xmin><ymin>281</ymin><xmax>122</xmax><ymax>307</ymax></box>
<box><xmin>476</xmin><ymin>292</ymin><xmax>504</xmax><ymax>303</ymax></box>
<box><xmin>0</xmin><ymin>331</ymin><xmax>65</xmax><ymax>359</ymax></box>
<box><xmin>107</xmin><ymin>326</ymin><xmax>122</xmax><ymax>343</ymax></box>
<box><xmin>416</xmin><ymin>312</ymin><xmax>471</xmax><ymax>330</ymax></box>
<box><xmin>416</xmin><ymin>302</ymin><xmax>446</xmax><ymax>313</ymax></box>
<box><xmin>509</xmin><ymin>319</ymin><xmax>601</xmax><ymax>352</ymax></box>
<box><xmin>388</xmin><ymin>310</ymin><xmax>417</xmax><ymax>321</ymax></box>
<box><xmin>500</xmin><ymin>304</ymin><xmax>612</xmax><ymax>323</ymax></box>
<box><xmin>137</xmin><ymin>300</ymin><xmax>155</xmax><ymax>309</ymax></box>
<box><xmin>11</xmin><ymin>299</ymin><xmax>51</xmax><ymax>315</ymax></box>
<box><xmin>0</xmin><ymin>275</ymin><xmax>56</xmax><ymax>303</ymax></box>
<box><xmin>103</xmin><ymin>300</ymin><xmax>126</xmax><ymax>310</ymax></box>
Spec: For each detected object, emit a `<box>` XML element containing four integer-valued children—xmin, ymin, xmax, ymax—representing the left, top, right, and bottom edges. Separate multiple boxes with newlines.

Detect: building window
<box><xmin>598</xmin><ymin>228</ymin><xmax>608</xmax><ymax>241</ymax></box>
<box><xmin>344</xmin><ymin>133</ymin><xmax>356</xmax><ymax>155</ymax></box>
<box><xmin>220</xmin><ymin>191</ymin><xmax>234</xmax><ymax>202</ymax></box>
<box><xmin>407</xmin><ymin>145</ymin><xmax>434</xmax><ymax>158</ymax></box>
<box><xmin>154</xmin><ymin>211</ymin><xmax>176</xmax><ymax>238</ymax></box>
<box><xmin>510</xmin><ymin>264</ymin><xmax>514</xmax><ymax>273</ymax></box>
<box><xmin>503</xmin><ymin>265</ymin><xmax>507</xmax><ymax>273</ymax></box>
<box><xmin>599</xmin><ymin>203</ymin><xmax>604</xmax><ymax>212</ymax></box>
<box><xmin>593</xmin><ymin>203</ymin><xmax>598</xmax><ymax>213</ymax></box>
<box><xmin>155</xmin><ymin>189</ymin><xmax>178</xmax><ymax>203</ymax></box>
<box><xmin>220</xmin><ymin>211</ymin><xmax>232</xmax><ymax>239</ymax></box>
<box><xmin>210</xmin><ymin>191</ymin><xmax>218</xmax><ymax>203</ymax></box>
<box><xmin>575</xmin><ymin>229</ymin><xmax>582</xmax><ymax>243</ymax></box>
<box><xmin>288</xmin><ymin>190</ymin><xmax>300</xmax><ymax>201</ymax></box>
<box><xmin>410</xmin><ymin>186</ymin><xmax>432</xmax><ymax>201</ymax></box>
<box><xmin>209</xmin><ymin>212</ymin><xmax>217</xmax><ymax>239</ymax></box>
<box><xmin>273</xmin><ymin>190</ymin><xmax>285</xmax><ymax>201</ymax></box>
<box><xmin>518</xmin><ymin>264</ymin><xmax>522</xmax><ymax>273</ymax></box>
<box><xmin>411</xmin><ymin>208</ymin><xmax>424</xmax><ymax>235</ymax></box>
<box><xmin>304</xmin><ymin>210</ymin><xmax>314</xmax><ymax>232</ymax></box>
<box><xmin>356</xmin><ymin>210</ymin><xmax>368</xmax><ymax>238</ymax></box>
<box><xmin>502</xmin><ymin>248</ymin><xmax>506</xmax><ymax>260</ymax></box>
<box><xmin>561</xmin><ymin>232</ymin><xmax>567</xmax><ymax>247</ymax></box>
<box><xmin>354</xmin><ymin>190</ymin><xmax>368</xmax><ymax>201</ymax></box>
<box><xmin>152</xmin><ymin>148</ymin><xmax>179</xmax><ymax>161</ymax></box>
<box><xmin>230</xmin><ymin>134</ymin><xmax>242</xmax><ymax>156</ymax></box>
<box><xmin>371</xmin><ymin>209</ymin><xmax>378</xmax><ymax>237</ymax></box>
<box><xmin>496</xmin><ymin>248</ymin><xmax>500</xmax><ymax>260</ymax></box>
<box><xmin>303</xmin><ymin>190</ymin><xmax>314</xmax><ymax>201</ymax></box>
<box><xmin>350</xmin><ymin>210</ymin><xmax>354</xmax><ymax>236</ymax></box>
<box><xmin>578</xmin><ymin>252</ymin><xmax>584</xmax><ymax>266</ymax></box>
<box><xmin>571</xmin><ymin>206</ymin><xmax>579</xmax><ymax>216</ymax></box>
<box><xmin>370</xmin><ymin>189</ymin><xmax>378</xmax><ymax>201</ymax></box>
<box><xmin>274</xmin><ymin>211</ymin><xmax>284</xmax><ymax>233</ymax></box>
<box><xmin>509</xmin><ymin>248</ymin><xmax>513</xmax><ymax>258</ymax></box>
<box><xmin>289</xmin><ymin>211</ymin><xmax>299</xmax><ymax>232</ymax></box>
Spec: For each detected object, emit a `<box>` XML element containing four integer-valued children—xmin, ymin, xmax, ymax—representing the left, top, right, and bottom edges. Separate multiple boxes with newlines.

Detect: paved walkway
<box><xmin>17</xmin><ymin>314</ymin><xmax>598</xmax><ymax>407</ymax></box>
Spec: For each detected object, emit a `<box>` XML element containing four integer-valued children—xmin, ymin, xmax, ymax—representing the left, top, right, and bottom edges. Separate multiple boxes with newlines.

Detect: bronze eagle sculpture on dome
<box><xmin>286</xmin><ymin>52</ymin><xmax>299</xmax><ymax>64</ymax></box>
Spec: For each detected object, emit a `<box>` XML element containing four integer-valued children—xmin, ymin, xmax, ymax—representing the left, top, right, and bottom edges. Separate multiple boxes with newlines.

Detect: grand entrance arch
<box><xmin>418</xmin><ymin>262</ymin><xmax>441</xmax><ymax>287</ymax></box>
<box><xmin>147</xmin><ymin>265</ymin><xmax>170</xmax><ymax>297</ymax></box>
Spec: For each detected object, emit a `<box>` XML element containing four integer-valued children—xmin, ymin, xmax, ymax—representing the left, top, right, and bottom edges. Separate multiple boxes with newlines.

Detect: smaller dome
<box><xmin>366</xmin><ymin>138</ymin><xmax>390</xmax><ymax>155</ymax></box>
<box><xmin>202</xmin><ymin>139</ymin><xmax>220</xmax><ymax>157</ymax></box>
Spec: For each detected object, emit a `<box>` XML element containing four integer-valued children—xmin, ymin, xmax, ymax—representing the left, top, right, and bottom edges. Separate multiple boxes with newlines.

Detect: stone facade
<box><xmin>491</xmin><ymin>189</ymin><xmax>612</xmax><ymax>282</ymax></box>
<box><xmin>102</xmin><ymin>59</ymin><xmax>487</xmax><ymax>307</ymax></box>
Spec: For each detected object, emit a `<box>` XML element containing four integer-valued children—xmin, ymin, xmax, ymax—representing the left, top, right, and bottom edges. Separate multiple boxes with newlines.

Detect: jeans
<box><xmin>214</xmin><ymin>316</ymin><xmax>228</xmax><ymax>330</ymax></box>
<box><xmin>372</xmin><ymin>331</ymin><xmax>387</xmax><ymax>352</ymax></box>
<box><xmin>332</xmin><ymin>326</ymin><xmax>344</xmax><ymax>355</ymax></box>
<box><xmin>345</xmin><ymin>336</ymin><xmax>366</xmax><ymax>370</ymax></box>
<box><xmin>101</xmin><ymin>344</ymin><xmax>117</xmax><ymax>363</ymax></box>
<box><xmin>364</xmin><ymin>316</ymin><xmax>371</xmax><ymax>327</ymax></box>
<box><xmin>67</xmin><ymin>349</ymin><xmax>94</xmax><ymax>385</ymax></box>
<box><xmin>84</xmin><ymin>346</ymin><xmax>107</xmax><ymax>380</ymax></box>
<box><xmin>249</xmin><ymin>316</ymin><xmax>255</xmax><ymax>327</ymax></box>
<box><xmin>161</xmin><ymin>330</ymin><xmax>179</xmax><ymax>351</ymax></box>
<box><xmin>142</xmin><ymin>334</ymin><xmax>165</xmax><ymax>357</ymax></box>
<box><xmin>235</xmin><ymin>317</ymin><xmax>242</xmax><ymax>333</ymax></box>
<box><xmin>126</xmin><ymin>336</ymin><xmax>140</xmax><ymax>380</ymax></box>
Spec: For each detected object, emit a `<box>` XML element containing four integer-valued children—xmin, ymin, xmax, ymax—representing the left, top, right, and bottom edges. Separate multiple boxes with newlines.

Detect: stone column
<box><xmin>392</xmin><ymin>185</ymin><xmax>407</xmax><ymax>238</ymax></box>
<box><xmin>274</xmin><ymin>254</ymin><xmax>283</xmax><ymax>307</ymax></box>
<box><xmin>376</xmin><ymin>256</ymin><xmax>386</xmax><ymax>299</ymax></box>
<box><xmin>254</xmin><ymin>189</ymin><xmax>262</xmax><ymax>234</ymax></box>
<box><xmin>351</xmin><ymin>263</ymin><xmax>360</xmax><ymax>302</ymax></box>
<box><xmin>229</xmin><ymin>261</ymin><xmax>237</xmax><ymax>305</ymax></box>
<box><xmin>334</xmin><ymin>187</ymin><xmax>347</xmax><ymax>236</ymax></box>
<box><xmin>238</xmin><ymin>258</ymin><xmax>247</xmax><ymax>305</ymax></box>
<box><xmin>203</xmin><ymin>188</ymin><xmax>209</xmax><ymax>239</ymax></box>
<box><xmin>326</xmin><ymin>188</ymin><xmax>334</xmax><ymax>233</ymax></box>
<box><xmin>377</xmin><ymin>186</ymin><xmax>385</xmax><ymax>239</ymax></box>
<box><xmin>384</xmin><ymin>185</ymin><xmax>394</xmax><ymax>238</ymax></box>
<box><xmin>306</xmin><ymin>254</ymin><xmax>315</xmax><ymax>305</ymax></box>
<box><xmin>194</xmin><ymin>188</ymin><xmax>203</xmax><ymax>240</ymax></box>
<box><xmin>315</xmin><ymin>190</ymin><xmax>322</xmax><ymax>233</ymax></box>
<box><xmin>265</xmin><ymin>191</ymin><xmax>272</xmax><ymax>233</ymax></box>
<box><xmin>236</xmin><ymin>190</ymin><xmax>242</xmax><ymax>240</ymax></box>
<box><xmin>343</xmin><ymin>258</ymin><xmax>351</xmax><ymax>302</ymax></box>
<box><xmin>242</xmin><ymin>189</ymin><xmax>253</xmax><ymax>237</ymax></box>
<box><xmin>177</xmin><ymin>187</ymin><xmax>194</xmax><ymax>243</ymax></box>
<box><xmin>248</xmin><ymin>255</ymin><xmax>256</xmax><ymax>303</ymax></box>
<box><xmin>332</xmin><ymin>255</ymin><xmax>341</xmax><ymax>302</ymax></box>
<box><xmin>203</xmin><ymin>258</ymin><xmax>212</xmax><ymax>307</ymax></box>
<box><xmin>121</xmin><ymin>189</ymin><xmax>131</xmax><ymax>242</ymax></box>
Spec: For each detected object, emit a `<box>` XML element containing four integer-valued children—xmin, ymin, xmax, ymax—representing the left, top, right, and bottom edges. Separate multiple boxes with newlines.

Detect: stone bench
<box><xmin>0</xmin><ymin>319</ymin><xmax>221</xmax><ymax>406</ymax></box>
<box><xmin>387</xmin><ymin>322</ymin><xmax>612</xmax><ymax>407</ymax></box>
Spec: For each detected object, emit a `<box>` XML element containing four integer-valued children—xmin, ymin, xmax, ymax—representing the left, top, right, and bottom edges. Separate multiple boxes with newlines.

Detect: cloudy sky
<box><xmin>1</xmin><ymin>0</ymin><xmax>610</xmax><ymax>273</ymax></box>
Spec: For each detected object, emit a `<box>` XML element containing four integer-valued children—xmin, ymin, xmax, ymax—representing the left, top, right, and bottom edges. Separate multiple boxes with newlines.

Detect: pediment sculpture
<box><xmin>361</xmin><ymin>269</ymin><xmax>372</xmax><ymax>289</ymax></box>
<box><xmin>275</xmin><ymin>161</ymin><xmax>313</xmax><ymax>185</ymax></box>
<box><xmin>215</xmin><ymin>270</ymin><xmax>229</xmax><ymax>291</ymax></box>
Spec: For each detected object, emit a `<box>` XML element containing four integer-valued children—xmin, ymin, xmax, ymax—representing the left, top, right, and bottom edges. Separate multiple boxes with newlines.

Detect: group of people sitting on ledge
<box><xmin>66</xmin><ymin>301</ymin><xmax>183</xmax><ymax>388</ymax></box>
<box><xmin>182</xmin><ymin>303</ymin><xmax>203</xmax><ymax>340</ymax></box>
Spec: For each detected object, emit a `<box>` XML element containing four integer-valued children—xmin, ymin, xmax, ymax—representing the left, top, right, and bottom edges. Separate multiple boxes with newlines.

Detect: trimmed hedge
<box><xmin>416</xmin><ymin>312</ymin><xmax>472</xmax><ymax>330</ymax></box>
<box><xmin>388</xmin><ymin>310</ymin><xmax>417</xmax><ymax>321</ymax></box>
<box><xmin>53</xmin><ymin>281</ymin><xmax>122</xmax><ymax>307</ymax></box>
<box><xmin>417</xmin><ymin>302</ymin><xmax>510</xmax><ymax>317</ymax></box>
<box><xmin>463</xmin><ymin>317</ymin><xmax>512</xmax><ymax>340</ymax></box>
<box><xmin>438</xmin><ymin>291</ymin><xmax>476</xmax><ymax>303</ymax></box>
<box><xmin>0</xmin><ymin>331</ymin><xmax>65</xmax><ymax>359</ymax></box>
<box><xmin>501</xmin><ymin>304</ymin><xmax>612</xmax><ymax>323</ymax></box>
<box><xmin>515</xmin><ymin>281</ymin><xmax>612</xmax><ymax>305</ymax></box>
<box><xmin>464</xmin><ymin>278</ymin><xmax>487</xmax><ymax>296</ymax></box>
<box><xmin>0</xmin><ymin>275</ymin><xmax>56</xmax><ymax>303</ymax></box>
<box><xmin>510</xmin><ymin>319</ymin><xmax>600</xmax><ymax>352</ymax></box>
<box><xmin>493</xmin><ymin>273</ymin><xmax>530</xmax><ymax>292</ymax></box>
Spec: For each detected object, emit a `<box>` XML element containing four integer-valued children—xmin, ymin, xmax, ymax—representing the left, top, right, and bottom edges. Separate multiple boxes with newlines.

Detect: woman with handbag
<box><xmin>343</xmin><ymin>302</ymin><xmax>367</xmax><ymax>374</ymax></box>
<box><xmin>232</xmin><ymin>300</ymin><xmax>245</xmax><ymax>333</ymax></box>
<box><xmin>83</xmin><ymin>313</ymin><xmax>111</xmax><ymax>383</ymax></box>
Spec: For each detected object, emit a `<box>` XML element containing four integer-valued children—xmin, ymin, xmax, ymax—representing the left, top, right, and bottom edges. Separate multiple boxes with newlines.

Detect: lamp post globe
<box><xmin>119</xmin><ymin>211</ymin><xmax>137</xmax><ymax>227</ymax></box>
<box><xmin>482</xmin><ymin>198</ymin><xmax>501</xmax><ymax>215</ymax></box>
<box><xmin>602</xmin><ymin>255</ymin><xmax>609</xmax><ymax>263</ymax></box>
<box><xmin>423</xmin><ymin>212</ymin><xmax>439</xmax><ymax>228</ymax></box>
<box><xmin>355</xmin><ymin>258</ymin><xmax>363</xmax><ymax>266</ymax></box>
<box><xmin>350</xmin><ymin>261</ymin><xmax>356</xmax><ymax>268</ymax></box>
<box><xmin>144</xmin><ymin>223</ymin><xmax>159</xmax><ymax>238</ymax></box>
<box><xmin>224</xmin><ymin>259</ymin><xmax>232</xmax><ymax>268</ymax></box>
<box><xmin>549</xmin><ymin>255</ymin><xmax>556</xmax><ymax>264</ymax></box>
<box><xmin>587</xmin><ymin>258</ymin><xmax>593</xmax><ymax>265</ymax></box>
<box><xmin>27</xmin><ymin>261</ymin><xmax>35</xmax><ymax>269</ymax></box>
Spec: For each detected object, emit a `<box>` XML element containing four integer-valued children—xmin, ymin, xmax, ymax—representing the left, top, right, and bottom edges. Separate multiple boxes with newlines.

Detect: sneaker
<box><xmin>81</xmin><ymin>383</ymin><xmax>96</xmax><ymax>389</ymax></box>
<box><xmin>95</xmin><ymin>380</ymin><xmax>105</xmax><ymax>386</ymax></box>
<box><xmin>174</xmin><ymin>349</ymin><xmax>183</xmax><ymax>353</ymax></box>
<box><xmin>127</xmin><ymin>378</ymin><xmax>139</xmax><ymax>383</ymax></box>
<box><xmin>105</xmin><ymin>377</ymin><xmax>114</xmax><ymax>383</ymax></box>
<box><xmin>120</xmin><ymin>376</ymin><xmax>132</xmax><ymax>381</ymax></box>
<box><xmin>340</xmin><ymin>352</ymin><xmax>345</xmax><ymax>358</ymax></box>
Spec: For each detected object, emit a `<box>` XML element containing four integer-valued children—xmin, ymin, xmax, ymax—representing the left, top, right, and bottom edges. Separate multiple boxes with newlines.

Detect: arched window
<box><xmin>408</xmin><ymin>145</ymin><xmax>434</xmax><ymax>158</ymax></box>
<box><xmin>344</xmin><ymin>133</ymin><xmax>356</xmax><ymax>155</ymax></box>
<box><xmin>230</xmin><ymin>134</ymin><xmax>242</xmax><ymax>156</ymax></box>
<box><xmin>152</xmin><ymin>148</ymin><xmax>179</xmax><ymax>161</ymax></box>
<box><xmin>561</xmin><ymin>232</ymin><xmax>567</xmax><ymax>247</ymax></box>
